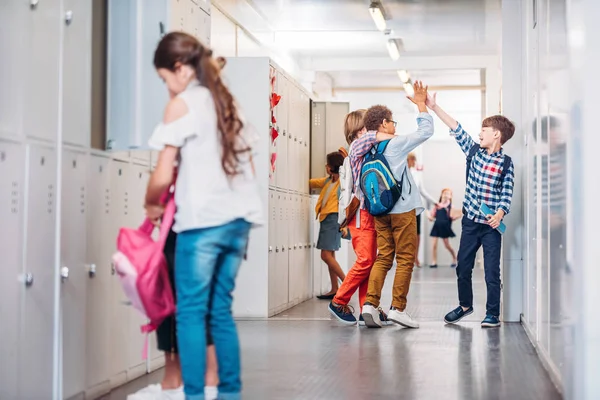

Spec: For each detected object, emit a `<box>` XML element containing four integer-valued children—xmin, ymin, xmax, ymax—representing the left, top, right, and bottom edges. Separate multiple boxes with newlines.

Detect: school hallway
<box><xmin>104</xmin><ymin>267</ymin><xmax>562</xmax><ymax>400</ymax></box>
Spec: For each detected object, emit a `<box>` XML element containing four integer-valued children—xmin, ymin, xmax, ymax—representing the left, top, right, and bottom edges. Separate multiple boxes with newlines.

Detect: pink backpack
<box><xmin>112</xmin><ymin>191</ymin><xmax>176</xmax><ymax>357</ymax></box>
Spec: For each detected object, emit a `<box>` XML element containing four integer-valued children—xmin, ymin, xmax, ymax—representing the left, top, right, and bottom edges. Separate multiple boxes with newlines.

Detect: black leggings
<box><xmin>156</xmin><ymin>229</ymin><xmax>214</xmax><ymax>354</ymax></box>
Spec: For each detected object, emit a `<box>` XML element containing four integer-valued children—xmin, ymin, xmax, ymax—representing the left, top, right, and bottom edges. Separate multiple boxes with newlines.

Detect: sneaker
<box><xmin>388</xmin><ymin>308</ymin><xmax>420</xmax><ymax>328</ymax></box>
<box><xmin>317</xmin><ymin>292</ymin><xmax>336</xmax><ymax>300</ymax></box>
<box><xmin>429</xmin><ymin>264</ymin><xmax>438</xmax><ymax>268</ymax></box>
<box><xmin>359</xmin><ymin>309</ymin><xmax>392</xmax><ymax>326</ymax></box>
<box><xmin>361</xmin><ymin>303</ymin><xmax>383</xmax><ymax>328</ymax></box>
<box><xmin>444</xmin><ymin>305</ymin><xmax>474</xmax><ymax>324</ymax></box>
<box><xmin>328</xmin><ymin>302</ymin><xmax>357</xmax><ymax>325</ymax></box>
<box><xmin>481</xmin><ymin>314</ymin><xmax>501</xmax><ymax>328</ymax></box>
<box><xmin>127</xmin><ymin>385</ymin><xmax>184</xmax><ymax>400</ymax></box>
<box><xmin>450</xmin><ymin>263</ymin><xmax>457</xmax><ymax>268</ymax></box>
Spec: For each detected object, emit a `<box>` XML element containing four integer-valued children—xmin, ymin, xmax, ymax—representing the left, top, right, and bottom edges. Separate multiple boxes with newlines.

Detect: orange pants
<box><xmin>333</xmin><ymin>210</ymin><xmax>377</xmax><ymax>310</ymax></box>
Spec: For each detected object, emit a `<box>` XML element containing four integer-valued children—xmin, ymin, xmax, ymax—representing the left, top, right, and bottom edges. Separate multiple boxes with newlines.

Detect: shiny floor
<box><xmin>104</xmin><ymin>266</ymin><xmax>562</xmax><ymax>400</ymax></box>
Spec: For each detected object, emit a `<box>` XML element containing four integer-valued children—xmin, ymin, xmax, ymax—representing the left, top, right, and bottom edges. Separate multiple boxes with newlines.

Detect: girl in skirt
<box><xmin>428</xmin><ymin>188</ymin><xmax>461</xmax><ymax>268</ymax></box>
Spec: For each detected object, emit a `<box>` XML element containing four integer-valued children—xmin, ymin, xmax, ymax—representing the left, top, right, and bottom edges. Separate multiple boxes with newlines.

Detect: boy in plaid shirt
<box><xmin>427</xmin><ymin>93</ymin><xmax>515</xmax><ymax>328</ymax></box>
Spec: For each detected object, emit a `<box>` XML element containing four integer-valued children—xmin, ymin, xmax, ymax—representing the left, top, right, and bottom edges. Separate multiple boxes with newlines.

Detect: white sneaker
<box><xmin>388</xmin><ymin>308</ymin><xmax>420</xmax><ymax>328</ymax></box>
<box><xmin>361</xmin><ymin>304</ymin><xmax>382</xmax><ymax>328</ymax></box>
<box><xmin>127</xmin><ymin>385</ymin><xmax>184</xmax><ymax>400</ymax></box>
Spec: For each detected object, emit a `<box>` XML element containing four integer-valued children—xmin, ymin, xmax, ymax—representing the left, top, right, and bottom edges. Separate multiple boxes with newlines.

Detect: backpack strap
<box><xmin>376</xmin><ymin>139</ymin><xmax>391</xmax><ymax>154</ymax></box>
<box><xmin>465</xmin><ymin>144</ymin><xmax>480</xmax><ymax>182</ymax></box>
<box><xmin>500</xmin><ymin>154</ymin><xmax>512</xmax><ymax>183</ymax></box>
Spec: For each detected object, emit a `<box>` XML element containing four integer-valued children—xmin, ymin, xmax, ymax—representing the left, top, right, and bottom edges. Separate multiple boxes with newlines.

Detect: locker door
<box><xmin>275</xmin><ymin>74</ymin><xmax>289</xmax><ymax>190</ymax></box>
<box><xmin>86</xmin><ymin>155</ymin><xmax>112</xmax><ymax>392</ymax></box>
<box><xmin>269</xmin><ymin>68</ymin><xmax>279</xmax><ymax>188</ymax></box>
<box><xmin>0</xmin><ymin>142</ymin><xmax>25</xmax><ymax>399</ymax></box>
<box><xmin>62</xmin><ymin>0</ymin><xmax>92</xmax><ymax>147</ymax></box>
<box><xmin>108</xmin><ymin>160</ymin><xmax>130</xmax><ymax>383</ymax></box>
<box><xmin>20</xmin><ymin>144</ymin><xmax>57</xmax><ymax>399</ymax></box>
<box><xmin>201</xmin><ymin>8</ymin><xmax>211</xmax><ymax>45</ymax></box>
<box><xmin>276</xmin><ymin>192</ymin><xmax>289</xmax><ymax>310</ymax></box>
<box><xmin>287</xmin><ymin>86</ymin><xmax>297</xmax><ymax>192</ymax></box>
<box><xmin>23</xmin><ymin>0</ymin><xmax>62</xmax><ymax>142</ymax></box>
<box><xmin>126</xmin><ymin>164</ymin><xmax>151</xmax><ymax>375</ymax></box>
<box><xmin>289</xmin><ymin>194</ymin><xmax>299</xmax><ymax>305</ymax></box>
<box><xmin>61</xmin><ymin>150</ymin><xmax>89</xmax><ymax>399</ymax></box>
<box><xmin>267</xmin><ymin>190</ymin><xmax>277</xmax><ymax>313</ymax></box>
<box><xmin>170</xmin><ymin>0</ymin><xmax>186</xmax><ymax>32</ymax></box>
<box><xmin>301</xmin><ymin>196</ymin><xmax>310</xmax><ymax>301</ymax></box>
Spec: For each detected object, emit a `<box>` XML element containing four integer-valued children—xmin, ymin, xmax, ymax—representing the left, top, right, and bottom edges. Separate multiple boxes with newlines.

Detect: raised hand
<box><xmin>426</xmin><ymin>92</ymin><xmax>437</xmax><ymax>109</ymax></box>
<box><xmin>407</xmin><ymin>80</ymin><xmax>428</xmax><ymax>105</ymax></box>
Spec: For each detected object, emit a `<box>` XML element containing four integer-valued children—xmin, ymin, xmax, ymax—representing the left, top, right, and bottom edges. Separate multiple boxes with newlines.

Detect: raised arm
<box><xmin>419</xmin><ymin>184</ymin><xmax>438</xmax><ymax>207</ymax></box>
<box><xmin>309</xmin><ymin>177</ymin><xmax>328</xmax><ymax>189</ymax></box>
<box><xmin>426</xmin><ymin>93</ymin><xmax>476</xmax><ymax>156</ymax></box>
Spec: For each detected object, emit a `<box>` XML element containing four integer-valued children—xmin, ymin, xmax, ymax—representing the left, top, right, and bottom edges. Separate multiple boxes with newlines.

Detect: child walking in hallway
<box><xmin>310</xmin><ymin>152</ymin><xmax>346</xmax><ymax>300</ymax></box>
<box><xmin>428</xmin><ymin>188</ymin><xmax>460</xmax><ymax>268</ymax></box>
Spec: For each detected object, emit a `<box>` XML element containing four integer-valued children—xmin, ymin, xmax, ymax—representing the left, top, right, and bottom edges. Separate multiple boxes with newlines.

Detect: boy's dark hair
<box><xmin>364</xmin><ymin>105</ymin><xmax>393</xmax><ymax>132</ymax></box>
<box><xmin>532</xmin><ymin>116</ymin><xmax>559</xmax><ymax>142</ymax></box>
<box><xmin>482</xmin><ymin>115</ymin><xmax>515</xmax><ymax>144</ymax></box>
<box><xmin>326</xmin><ymin>151</ymin><xmax>345</xmax><ymax>174</ymax></box>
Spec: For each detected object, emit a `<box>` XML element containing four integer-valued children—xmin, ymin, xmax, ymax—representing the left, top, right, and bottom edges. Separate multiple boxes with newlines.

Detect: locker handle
<box><xmin>61</xmin><ymin>266</ymin><xmax>69</xmax><ymax>282</ymax></box>
<box><xmin>22</xmin><ymin>273</ymin><xmax>34</xmax><ymax>288</ymax></box>
<box><xmin>30</xmin><ymin>0</ymin><xmax>39</xmax><ymax>8</ymax></box>
<box><xmin>269</xmin><ymin>246</ymin><xmax>273</xmax><ymax>253</ymax></box>
<box><xmin>65</xmin><ymin>10</ymin><xmax>73</xmax><ymax>25</ymax></box>
<box><xmin>88</xmin><ymin>264</ymin><xmax>97</xmax><ymax>278</ymax></box>
<box><xmin>275</xmin><ymin>247</ymin><xmax>279</xmax><ymax>253</ymax></box>
<box><xmin>111</xmin><ymin>262</ymin><xmax>116</xmax><ymax>275</ymax></box>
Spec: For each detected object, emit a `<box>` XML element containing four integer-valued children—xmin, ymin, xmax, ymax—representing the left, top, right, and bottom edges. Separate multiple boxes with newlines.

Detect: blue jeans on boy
<box><xmin>175</xmin><ymin>218</ymin><xmax>251</xmax><ymax>400</ymax></box>
<box><xmin>456</xmin><ymin>216</ymin><xmax>502</xmax><ymax>317</ymax></box>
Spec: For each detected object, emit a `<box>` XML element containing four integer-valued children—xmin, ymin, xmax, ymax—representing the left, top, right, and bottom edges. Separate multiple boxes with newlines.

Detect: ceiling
<box><xmin>214</xmin><ymin>0</ymin><xmax>501</xmax><ymax>88</ymax></box>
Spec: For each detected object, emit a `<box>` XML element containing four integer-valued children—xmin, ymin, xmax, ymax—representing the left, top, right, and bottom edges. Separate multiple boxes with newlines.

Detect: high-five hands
<box><xmin>407</xmin><ymin>80</ymin><xmax>428</xmax><ymax>105</ymax></box>
<box><xmin>426</xmin><ymin>92</ymin><xmax>437</xmax><ymax>109</ymax></box>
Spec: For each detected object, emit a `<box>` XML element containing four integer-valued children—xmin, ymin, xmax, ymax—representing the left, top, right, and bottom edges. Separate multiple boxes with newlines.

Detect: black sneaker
<box><xmin>430</xmin><ymin>264</ymin><xmax>438</xmax><ymax>268</ymax></box>
<box><xmin>328</xmin><ymin>302</ymin><xmax>357</xmax><ymax>326</ymax></box>
<box><xmin>444</xmin><ymin>305</ymin><xmax>474</xmax><ymax>324</ymax></box>
<box><xmin>317</xmin><ymin>292</ymin><xmax>336</xmax><ymax>300</ymax></box>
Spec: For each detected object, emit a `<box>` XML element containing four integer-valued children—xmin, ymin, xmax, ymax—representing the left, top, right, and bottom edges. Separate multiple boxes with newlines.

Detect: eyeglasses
<box><xmin>386</xmin><ymin>119</ymin><xmax>397</xmax><ymax>127</ymax></box>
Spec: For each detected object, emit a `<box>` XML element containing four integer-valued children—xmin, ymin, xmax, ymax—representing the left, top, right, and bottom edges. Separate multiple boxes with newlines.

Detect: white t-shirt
<box><xmin>383</xmin><ymin>113</ymin><xmax>435</xmax><ymax>216</ymax></box>
<box><xmin>148</xmin><ymin>83</ymin><xmax>263</xmax><ymax>233</ymax></box>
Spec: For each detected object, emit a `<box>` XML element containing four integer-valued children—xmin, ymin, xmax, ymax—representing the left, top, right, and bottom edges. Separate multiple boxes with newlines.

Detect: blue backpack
<box><xmin>360</xmin><ymin>140</ymin><xmax>410</xmax><ymax>216</ymax></box>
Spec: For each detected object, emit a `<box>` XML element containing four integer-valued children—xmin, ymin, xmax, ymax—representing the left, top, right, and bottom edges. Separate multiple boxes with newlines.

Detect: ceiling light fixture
<box><xmin>403</xmin><ymin>80</ymin><xmax>414</xmax><ymax>97</ymax></box>
<box><xmin>397</xmin><ymin>70</ymin><xmax>410</xmax><ymax>83</ymax></box>
<box><xmin>386</xmin><ymin>38</ymin><xmax>403</xmax><ymax>61</ymax></box>
<box><xmin>369</xmin><ymin>2</ymin><xmax>387</xmax><ymax>32</ymax></box>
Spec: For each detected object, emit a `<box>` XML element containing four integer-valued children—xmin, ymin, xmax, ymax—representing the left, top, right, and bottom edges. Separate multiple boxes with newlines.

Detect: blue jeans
<box><xmin>456</xmin><ymin>216</ymin><xmax>502</xmax><ymax>317</ymax></box>
<box><xmin>175</xmin><ymin>219</ymin><xmax>251</xmax><ymax>400</ymax></box>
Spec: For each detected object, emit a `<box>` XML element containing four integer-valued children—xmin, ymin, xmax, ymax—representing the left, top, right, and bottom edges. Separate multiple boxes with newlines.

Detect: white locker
<box><xmin>62</xmin><ymin>0</ymin><xmax>92</xmax><ymax>147</ymax></box>
<box><xmin>85</xmin><ymin>154</ymin><xmax>113</xmax><ymax>396</ymax></box>
<box><xmin>108</xmin><ymin>160</ymin><xmax>131</xmax><ymax>385</ymax></box>
<box><xmin>0</xmin><ymin>141</ymin><xmax>25</xmax><ymax>399</ymax></box>
<box><xmin>20</xmin><ymin>144</ymin><xmax>57</xmax><ymax>399</ymax></box>
<box><xmin>189</xmin><ymin>5</ymin><xmax>211</xmax><ymax>44</ymax></box>
<box><xmin>275</xmin><ymin>191</ymin><xmax>289</xmax><ymax>311</ymax></box>
<box><xmin>61</xmin><ymin>149</ymin><xmax>89</xmax><ymax>399</ymax></box>
<box><xmin>170</xmin><ymin>0</ymin><xmax>186</xmax><ymax>32</ymax></box>
<box><xmin>288</xmin><ymin>194</ymin><xmax>300</xmax><ymax>305</ymax></box>
<box><xmin>23</xmin><ymin>0</ymin><xmax>62</xmax><ymax>142</ymax></box>
<box><xmin>267</xmin><ymin>190</ymin><xmax>277</xmax><ymax>314</ymax></box>
<box><xmin>126</xmin><ymin>163</ymin><xmax>151</xmax><ymax>377</ymax></box>
<box><xmin>275</xmin><ymin>74</ymin><xmax>289</xmax><ymax>190</ymax></box>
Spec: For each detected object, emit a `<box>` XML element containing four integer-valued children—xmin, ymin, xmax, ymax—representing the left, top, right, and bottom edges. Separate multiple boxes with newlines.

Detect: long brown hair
<box><xmin>344</xmin><ymin>109</ymin><xmax>366</xmax><ymax>145</ymax></box>
<box><xmin>154</xmin><ymin>32</ymin><xmax>248</xmax><ymax>177</ymax></box>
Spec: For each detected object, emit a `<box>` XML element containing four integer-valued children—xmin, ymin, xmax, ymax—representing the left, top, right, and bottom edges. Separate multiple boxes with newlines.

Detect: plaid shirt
<box><xmin>348</xmin><ymin>130</ymin><xmax>377</xmax><ymax>209</ymax></box>
<box><xmin>452</xmin><ymin>123</ymin><xmax>515</xmax><ymax>224</ymax></box>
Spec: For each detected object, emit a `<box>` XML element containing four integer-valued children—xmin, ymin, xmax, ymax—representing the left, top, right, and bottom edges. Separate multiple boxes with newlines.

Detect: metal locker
<box><xmin>85</xmin><ymin>154</ymin><xmax>112</xmax><ymax>395</ymax></box>
<box><xmin>61</xmin><ymin>149</ymin><xmax>89</xmax><ymax>399</ymax></box>
<box><xmin>170</xmin><ymin>0</ymin><xmax>186</xmax><ymax>32</ymax></box>
<box><xmin>289</xmin><ymin>194</ymin><xmax>300</xmax><ymax>305</ymax></box>
<box><xmin>126</xmin><ymin>163</ymin><xmax>151</xmax><ymax>376</ymax></box>
<box><xmin>20</xmin><ymin>144</ymin><xmax>57</xmax><ymax>399</ymax></box>
<box><xmin>275</xmin><ymin>73</ymin><xmax>289</xmax><ymax>190</ymax></box>
<box><xmin>0</xmin><ymin>141</ymin><xmax>25</xmax><ymax>399</ymax></box>
<box><xmin>269</xmin><ymin>68</ymin><xmax>280</xmax><ymax>188</ymax></box>
<box><xmin>62</xmin><ymin>0</ymin><xmax>92</xmax><ymax>147</ymax></box>
<box><xmin>276</xmin><ymin>192</ymin><xmax>289</xmax><ymax>310</ymax></box>
<box><xmin>288</xmin><ymin>86</ymin><xmax>298</xmax><ymax>193</ymax></box>
<box><xmin>23</xmin><ymin>0</ymin><xmax>62</xmax><ymax>142</ymax></box>
<box><xmin>108</xmin><ymin>160</ymin><xmax>131</xmax><ymax>383</ymax></box>
<box><xmin>268</xmin><ymin>190</ymin><xmax>277</xmax><ymax>313</ymax></box>
<box><xmin>201</xmin><ymin>7</ymin><xmax>211</xmax><ymax>44</ymax></box>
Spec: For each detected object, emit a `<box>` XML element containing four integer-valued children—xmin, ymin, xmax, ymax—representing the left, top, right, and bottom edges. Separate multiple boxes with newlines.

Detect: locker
<box><xmin>276</xmin><ymin>192</ymin><xmax>289</xmax><ymax>310</ymax></box>
<box><xmin>275</xmin><ymin>74</ymin><xmax>289</xmax><ymax>190</ymax></box>
<box><xmin>268</xmin><ymin>190</ymin><xmax>277</xmax><ymax>313</ymax></box>
<box><xmin>62</xmin><ymin>0</ymin><xmax>92</xmax><ymax>147</ymax></box>
<box><xmin>126</xmin><ymin>163</ymin><xmax>151</xmax><ymax>375</ymax></box>
<box><xmin>0</xmin><ymin>141</ymin><xmax>25</xmax><ymax>399</ymax></box>
<box><xmin>170</xmin><ymin>0</ymin><xmax>186</xmax><ymax>32</ymax></box>
<box><xmin>85</xmin><ymin>155</ymin><xmax>112</xmax><ymax>393</ymax></box>
<box><xmin>23</xmin><ymin>0</ymin><xmax>62</xmax><ymax>142</ymax></box>
<box><xmin>108</xmin><ymin>160</ymin><xmax>131</xmax><ymax>382</ymax></box>
<box><xmin>20</xmin><ymin>144</ymin><xmax>57</xmax><ymax>399</ymax></box>
<box><xmin>189</xmin><ymin>5</ymin><xmax>210</xmax><ymax>44</ymax></box>
<box><xmin>61</xmin><ymin>150</ymin><xmax>89</xmax><ymax>399</ymax></box>
<box><xmin>268</xmin><ymin>68</ymin><xmax>279</xmax><ymax>188</ymax></box>
<box><xmin>288</xmin><ymin>194</ymin><xmax>300</xmax><ymax>305</ymax></box>
<box><xmin>287</xmin><ymin>86</ymin><xmax>297</xmax><ymax>192</ymax></box>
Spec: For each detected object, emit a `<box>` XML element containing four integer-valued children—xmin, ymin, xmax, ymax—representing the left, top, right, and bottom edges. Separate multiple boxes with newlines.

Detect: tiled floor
<box><xmin>104</xmin><ymin>266</ymin><xmax>562</xmax><ymax>400</ymax></box>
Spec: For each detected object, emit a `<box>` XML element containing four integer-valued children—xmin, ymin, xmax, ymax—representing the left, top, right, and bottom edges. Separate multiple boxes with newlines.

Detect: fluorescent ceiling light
<box><xmin>387</xmin><ymin>39</ymin><xmax>401</xmax><ymax>61</ymax></box>
<box><xmin>369</xmin><ymin>3</ymin><xmax>387</xmax><ymax>31</ymax></box>
<box><xmin>397</xmin><ymin>70</ymin><xmax>410</xmax><ymax>83</ymax></box>
<box><xmin>403</xmin><ymin>82</ymin><xmax>414</xmax><ymax>97</ymax></box>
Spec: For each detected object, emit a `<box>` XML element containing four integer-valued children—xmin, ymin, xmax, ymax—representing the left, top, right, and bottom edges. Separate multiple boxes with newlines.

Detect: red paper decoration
<box><xmin>270</xmin><ymin>93</ymin><xmax>281</xmax><ymax>108</ymax></box>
